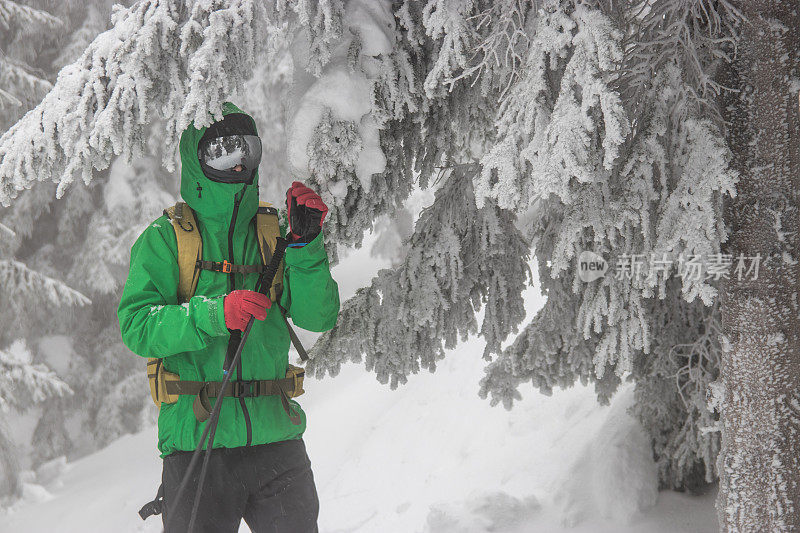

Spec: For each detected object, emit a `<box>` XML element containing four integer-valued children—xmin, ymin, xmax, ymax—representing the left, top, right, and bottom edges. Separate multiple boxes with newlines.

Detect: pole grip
<box><xmin>256</xmin><ymin>236</ymin><xmax>288</xmax><ymax>296</ymax></box>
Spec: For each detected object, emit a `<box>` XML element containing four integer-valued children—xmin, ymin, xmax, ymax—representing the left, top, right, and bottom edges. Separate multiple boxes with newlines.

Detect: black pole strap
<box><xmin>138</xmin><ymin>484</ymin><xmax>163</xmax><ymax>520</ymax></box>
<box><xmin>277</xmin><ymin>303</ymin><xmax>309</xmax><ymax>362</ymax></box>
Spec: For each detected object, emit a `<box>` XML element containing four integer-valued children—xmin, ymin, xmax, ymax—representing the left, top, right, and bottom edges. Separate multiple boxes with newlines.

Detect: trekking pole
<box><xmin>164</xmin><ymin>236</ymin><xmax>288</xmax><ymax>533</ymax></box>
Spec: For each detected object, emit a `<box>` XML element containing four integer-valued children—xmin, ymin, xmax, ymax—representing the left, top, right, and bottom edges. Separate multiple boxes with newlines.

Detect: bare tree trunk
<box><xmin>718</xmin><ymin>1</ymin><xmax>800</xmax><ymax>530</ymax></box>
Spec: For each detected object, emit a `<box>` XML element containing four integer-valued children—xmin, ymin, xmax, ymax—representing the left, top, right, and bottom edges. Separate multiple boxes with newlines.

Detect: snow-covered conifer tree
<box><xmin>0</xmin><ymin>309</ymin><xmax>76</xmax><ymax>495</ymax></box>
<box><xmin>289</xmin><ymin>0</ymin><xmax>740</xmax><ymax>493</ymax></box>
<box><xmin>0</xmin><ymin>0</ymin><xmax>60</xmax><ymax>130</ymax></box>
<box><xmin>474</xmin><ymin>1</ymin><xmax>737</xmax><ymax>490</ymax></box>
<box><xmin>0</xmin><ymin>340</ymin><xmax>71</xmax><ymax>496</ymax></box>
<box><xmin>0</xmin><ymin>2</ymin><xmax>776</xmax><ymax>523</ymax></box>
<box><xmin>0</xmin><ymin>3</ymin><xmax>93</xmax><ymax>488</ymax></box>
<box><xmin>0</xmin><ymin>188</ymin><xmax>86</xmax><ymax>495</ymax></box>
<box><xmin>0</xmin><ymin>0</ymin><xmax>148</xmax><ymax>477</ymax></box>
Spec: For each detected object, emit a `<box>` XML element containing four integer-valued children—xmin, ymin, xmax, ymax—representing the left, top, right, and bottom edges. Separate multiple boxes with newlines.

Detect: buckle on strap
<box><xmin>221</xmin><ymin>260</ymin><xmax>232</xmax><ymax>274</ymax></box>
<box><xmin>233</xmin><ymin>380</ymin><xmax>258</xmax><ymax>397</ymax></box>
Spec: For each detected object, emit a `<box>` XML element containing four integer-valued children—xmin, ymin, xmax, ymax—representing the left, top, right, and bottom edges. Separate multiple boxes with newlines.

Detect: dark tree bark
<box><xmin>718</xmin><ymin>1</ymin><xmax>800</xmax><ymax>530</ymax></box>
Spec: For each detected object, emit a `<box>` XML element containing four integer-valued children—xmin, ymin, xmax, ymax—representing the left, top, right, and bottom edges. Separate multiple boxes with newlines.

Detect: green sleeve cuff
<box><xmin>285</xmin><ymin>231</ymin><xmax>325</xmax><ymax>266</ymax></box>
<box><xmin>207</xmin><ymin>295</ymin><xmax>229</xmax><ymax>336</ymax></box>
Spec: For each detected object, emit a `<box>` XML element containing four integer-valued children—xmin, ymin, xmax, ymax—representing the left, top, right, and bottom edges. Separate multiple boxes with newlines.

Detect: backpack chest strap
<box><xmin>196</xmin><ymin>260</ymin><xmax>263</xmax><ymax>275</ymax></box>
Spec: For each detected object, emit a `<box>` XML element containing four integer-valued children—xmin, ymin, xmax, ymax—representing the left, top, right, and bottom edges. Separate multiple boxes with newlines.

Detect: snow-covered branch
<box><xmin>477</xmin><ymin>3</ymin><xmax>629</xmax><ymax>211</ymax></box>
<box><xmin>0</xmin><ymin>0</ymin><xmax>271</xmax><ymax>206</ymax></box>
<box><xmin>308</xmin><ymin>165</ymin><xmax>530</xmax><ymax>387</ymax></box>
<box><xmin>445</xmin><ymin>0</ymin><xmax>533</xmax><ymax>98</ymax></box>
<box><xmin>422</xmin><ymin>0</ymin><xmax>480</xmax><ymax>97</ymax></box>
<box><xmin>0</xmin><ymin>54</ymin><xmax>53</xmax><ymax>107</ymax></box>
<box><xmin>0</xmin><ymin>221</ymin><xmax>14</xmax><ymax>238</ymax></box>
<box><xmin>0</xmin><ymin>340</ymin><xmax>71</xmax><ymax>413</ymax></box>
<box><xmin>616</xmin><ymin>0</ymin><xmax>744</xmax><ymax>117</ymax></box>
<box><xmin>0</xmin><ymin>0</ymin><xmax>61</xmax><ymax>30</ymax></box>
<box><xmin>0</xmin><ymin>259</ymin><xmax>90</xmax><ymax>306</ymax></box>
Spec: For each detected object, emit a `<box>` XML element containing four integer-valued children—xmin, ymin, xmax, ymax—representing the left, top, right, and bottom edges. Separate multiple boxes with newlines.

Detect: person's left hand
<box><xmin>286</xmin><ymin>181</ymin><xmax>328</xmax><ymax>243</ymax></box>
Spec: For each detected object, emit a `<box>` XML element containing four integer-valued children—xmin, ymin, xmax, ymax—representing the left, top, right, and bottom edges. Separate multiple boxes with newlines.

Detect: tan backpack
<box><xmin>146</xmin><ymin>201</ymin><xmax>307</xmax><ymax>412</ymax></box>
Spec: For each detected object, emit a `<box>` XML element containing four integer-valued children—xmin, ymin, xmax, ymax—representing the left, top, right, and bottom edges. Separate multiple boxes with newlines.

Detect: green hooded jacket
<box><xmin>117</xmin><ymin>103</ymin><xmax>340</xmax><ymax>457</ymax></box>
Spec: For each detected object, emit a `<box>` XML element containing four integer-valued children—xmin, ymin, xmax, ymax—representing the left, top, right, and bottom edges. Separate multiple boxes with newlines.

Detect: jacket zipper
<box><xmin>227</xmin><ymin>187</ymin><xmax>253</xmax><ymax>447</ymax></box>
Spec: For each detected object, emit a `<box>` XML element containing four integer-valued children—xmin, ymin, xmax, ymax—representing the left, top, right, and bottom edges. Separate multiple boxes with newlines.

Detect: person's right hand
<box><xmin>223</xmin><ymin>290</ymin><xmax>271</xmax><ymax>331</ymax></box>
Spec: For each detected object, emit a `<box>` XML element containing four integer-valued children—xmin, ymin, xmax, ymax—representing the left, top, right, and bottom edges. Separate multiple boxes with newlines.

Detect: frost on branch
<box><xmin>0</xmin><ymin>0</ymin><xmax>271</xmax><ymax>206</ymax></box>
<box><xmin>477</xmin><ymin>3</ymin><xmax>628</xmax><ymax>211</ymax></box>
<box><xmin>444</xmin><ymin>0</ymin><xmax>531</xmax><ymax>99</ymax></box>
<box><xmin>298</xmin><ymin>0</ymin><xmax>530</xmax><ymax>394</ymax></box>
<box><xmin>278</xmin><ymin>0</ymin><xmax>345</xmax><ymax>76</ymax></box>
<box><xmin>616</xmin><ymin>0</ymin><xmax>743</xmax><ymax>117</ymax></box>
<box><xmin>631</xmin><ymin>297</ymin><xmax>722</xmax><ymax>489</ymax></box>
<box><xmin>288</xmin><ymin>0</ymin><xmax>500</xmax><ymax>255</ymax></box>
<box><xmin>307</xmin><ymin>166</ymin><xmax>530</xmax><ymax>387</ymax></box>
<box><xmin>0</xmin><ymin>56</ymin><xmax>52</xmax><ymax>111</ymax></box>
<box><xmin>421</xmin><ymin>0</ymin><xmax>479</xmax><ymax>97</ymax></box>
<box><xmin>653</xmin><ymin>114</ymin><xmax>736</xmax><ymax>305</ymax></box>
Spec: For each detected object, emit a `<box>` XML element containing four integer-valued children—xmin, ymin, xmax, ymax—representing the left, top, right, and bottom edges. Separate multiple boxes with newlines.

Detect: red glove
<box><xmin>223</xmin><ymin>290</ymin><xmax>271</xmax><ymax>331</ymax></box>
<box><xmin>286</xmin><ymin>181</ymin><xmax>328</xmax><ymax>243</ymax></box>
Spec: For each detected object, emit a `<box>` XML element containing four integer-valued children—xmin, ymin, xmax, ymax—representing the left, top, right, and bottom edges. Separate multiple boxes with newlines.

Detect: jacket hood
<box><xmin>179</xmin><ymin>102</ymin><xmax>260</xmax><ymax>228</ymax></box>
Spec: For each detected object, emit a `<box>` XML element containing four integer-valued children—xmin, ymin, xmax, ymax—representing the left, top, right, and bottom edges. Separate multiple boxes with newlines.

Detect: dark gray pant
<box><xmin>162</xmin><ymin>439</ymin><xmax>319</xmax><ymax>533</ymax></box>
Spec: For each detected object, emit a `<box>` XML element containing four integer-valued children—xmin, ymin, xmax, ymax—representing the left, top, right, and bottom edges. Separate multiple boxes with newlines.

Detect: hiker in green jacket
<box><xmin>118</xmin><ymin>102</ymin><xmax>339</xmax><ymax>532</ymax></box>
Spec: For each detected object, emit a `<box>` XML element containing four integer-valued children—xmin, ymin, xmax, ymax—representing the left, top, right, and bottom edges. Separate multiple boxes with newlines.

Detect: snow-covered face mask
<box><xmin>198</xmin><ymin>134</ymin><xmax>262</xmax><ymax>183</ymax></box>
<box><xmin>197</xmin><ymin>113</ymin><xmax>262</xmax><ymax>184</ymax></box>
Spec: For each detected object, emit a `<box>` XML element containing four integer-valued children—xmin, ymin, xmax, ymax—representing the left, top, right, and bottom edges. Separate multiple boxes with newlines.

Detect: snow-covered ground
<box><xmin>1</xmin><ymin>239</ymin><xmax>718</xmax><ymax>533</ymax></box>
<box><xmin>0</xmin><ymin>355</ymin><xmax>718</xmax><ymax>533</ymax></box>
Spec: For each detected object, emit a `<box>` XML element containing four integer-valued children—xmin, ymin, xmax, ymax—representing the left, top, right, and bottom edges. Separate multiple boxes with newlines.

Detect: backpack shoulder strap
<box><xmin>255</xmin><ymin>201</ymin><xmax>283</xmax><ymax>302</ymax></box>
<box><xmin>163</xmin><ymin>202</ymin><xmax>202</xmax><ymax>303</ymax></box>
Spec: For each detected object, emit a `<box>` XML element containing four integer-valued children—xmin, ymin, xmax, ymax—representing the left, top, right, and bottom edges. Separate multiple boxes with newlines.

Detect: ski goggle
<box><xmin>197</xmin><ymin>134</ymin><xmax>262</xmax><ymax>183</ymax></box>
